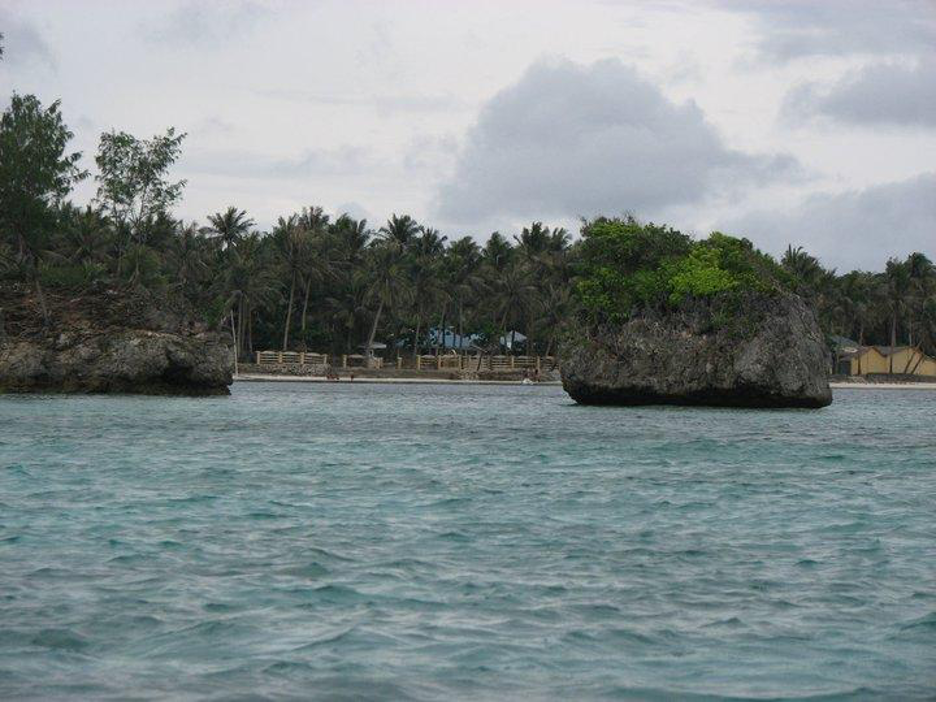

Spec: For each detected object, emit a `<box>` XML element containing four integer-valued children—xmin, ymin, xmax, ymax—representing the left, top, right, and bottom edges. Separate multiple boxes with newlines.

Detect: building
<box><xmin>840</xmin><ymin>344</ymin><xmax>936</xmax><ymax>377</ymax></box>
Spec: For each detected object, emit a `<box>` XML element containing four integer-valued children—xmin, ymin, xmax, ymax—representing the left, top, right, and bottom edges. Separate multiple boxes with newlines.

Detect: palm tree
<box><xmin>221</xmin><ymin>232</ymin><xmax>278</xmax><ymax>356</ymax></box>
<box><xmin>905</xmin><ymin>252</ymin><xmax>934</xmax><ymax>351</ymax></box>
<box><xmin>882</xmin><ymin>257</ymin><xmax>912</xmax><ymax>373</ymax></box>
<box><xmin>379</xmin><ymin>213</ymin><xmax>421</xmax><ymax>250</ymax></box>
<box><xmin>408</xmin><ymin>228</ymin><xmax>449</xmax><ymax>356</ymax></box>
<box><xmin>446</xmin><ymin>236</ymin><xmax>483</xmax><ymax>345</ymax></box>
<box><xmin>273</xmin><ymin>214</ymin><xmax>313</xmax><ymax>350</ymax></box>
<box><xmin>207</xmin><ymin>206</ymin><xmax>254</xmax><ymax>252</ymax></box>
<box><xmin>363</xmin><ymin>241</ymin><xmax>411</xmax><ymax>367</ymax></box>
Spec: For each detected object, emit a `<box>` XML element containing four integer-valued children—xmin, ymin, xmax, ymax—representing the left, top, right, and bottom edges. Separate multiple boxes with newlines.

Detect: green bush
<box><xmin>576</xmin><ymin>218</ymin><xmax>789</xmax><ymax>322</ymax></box>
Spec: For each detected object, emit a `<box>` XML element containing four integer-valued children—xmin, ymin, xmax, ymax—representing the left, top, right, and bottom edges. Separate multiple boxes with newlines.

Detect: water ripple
<box><xmin>1</xmin><ymin>383</ymin><xmax>934</xmax><ymax>699</ymax></box>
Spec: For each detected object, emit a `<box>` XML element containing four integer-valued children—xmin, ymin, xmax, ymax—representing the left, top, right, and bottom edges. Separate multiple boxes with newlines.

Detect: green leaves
<box><xmin>0</xmin><ymin>94</ymin><xmax>87</xmax><ymax>258</ymax></box>
<box><xmin>576</xmin><ymin>217</ymin><xmax>788</xmax><ymax>323</ymax></box>
<box><xmin>665</xmin><ymin>246</ymin><xmax>738</xmax><ymax>305</ymax></box>
<box><xmin>94</xmin><ymin>127</ymin><xmax>186</xmax><ymax>242</ymax></box>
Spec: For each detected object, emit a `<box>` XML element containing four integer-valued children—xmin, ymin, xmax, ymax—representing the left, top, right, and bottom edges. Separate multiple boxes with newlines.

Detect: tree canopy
<box><xmin>576</xmin><ymin>217</ymin><xmax>790</xmax><ymax>323</ymax></box>
<box><xmin>1</xmin><ymin>92</ymin><xmax>935</xmax><ymax>361</ymax></box>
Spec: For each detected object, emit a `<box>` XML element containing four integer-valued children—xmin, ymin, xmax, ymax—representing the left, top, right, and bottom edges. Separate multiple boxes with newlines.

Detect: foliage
<box><xmin>2</xmin><ymin>92</ymin><xmax>935</xmax><ymax>359</ymax></box>
<box><xmin>0</xmin><ymin>94</ymin><xmax>87</xmax><ymax>260</ymax></box>
<box><xmin>575</xmin><ymin>217</ymin><xmax>789</xmax><ymax>323</ymax></box>
<box><xmin>94</xmin><ymin>127</ymin><xmax>186</xmax><ymax>244</ymax></box>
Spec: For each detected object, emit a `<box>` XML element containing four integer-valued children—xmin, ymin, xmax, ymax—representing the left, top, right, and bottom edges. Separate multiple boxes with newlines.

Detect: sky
<box><xmin>1</xmin><ymin>0</ymin><xmax>934</xmax><ymax>270</ymax></box>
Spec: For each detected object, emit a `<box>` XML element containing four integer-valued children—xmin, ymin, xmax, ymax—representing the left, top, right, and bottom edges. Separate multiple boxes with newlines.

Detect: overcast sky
<box><xmin>1</xmin><ymin>0</ymin><xmax>934</xmax><ymax>270</ymax></box>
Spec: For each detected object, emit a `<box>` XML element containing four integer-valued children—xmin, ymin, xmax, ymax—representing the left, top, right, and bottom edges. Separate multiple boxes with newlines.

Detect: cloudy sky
<box><xmin>1</xmin><ymin>0</ymin><xmax>934</xmax><ymax>270</ymax></box>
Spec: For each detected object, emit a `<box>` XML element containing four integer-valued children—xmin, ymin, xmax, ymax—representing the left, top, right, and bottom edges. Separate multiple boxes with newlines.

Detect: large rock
<box><xmin>0</xmin><ymin>287</ymin><xmax>233</xmax><ymax>395</ymax></box>
<box><xmin>561</xmin><ymin>291</ymin><xmax>832</xmax><ymax>408</ymax></box>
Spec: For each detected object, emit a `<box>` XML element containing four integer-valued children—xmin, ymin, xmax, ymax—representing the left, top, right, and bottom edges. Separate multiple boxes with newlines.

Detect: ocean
<box><xmin>1</xmin><ymin>383</ymin><xmax>934</xmax><ymax>700</ymax></box>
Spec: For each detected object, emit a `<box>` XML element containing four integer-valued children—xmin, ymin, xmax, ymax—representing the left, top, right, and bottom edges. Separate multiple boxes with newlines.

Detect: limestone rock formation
<box><xmin>561</xmin><ymin>291</ymin><xmax>832</xmax><ymax>408</ymax></box>
<box><xmin>0</xmin><ymin>286</ymin><xmax>233</xmax><ymax>395</ymax></box>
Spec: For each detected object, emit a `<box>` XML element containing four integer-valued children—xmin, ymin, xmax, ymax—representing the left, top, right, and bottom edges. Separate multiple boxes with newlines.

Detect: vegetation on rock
<box><xmin>576</xmin><ymin>217</ymin><xmax>791</xmax><ymax>324</ymax></box>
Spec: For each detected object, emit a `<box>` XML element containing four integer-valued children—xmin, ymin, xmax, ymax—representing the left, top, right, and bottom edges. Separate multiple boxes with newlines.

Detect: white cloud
<box><xmin>721</xmin><ymin>172</ymin><xmax>936</xmax><ymax>270</ymax></box>
<box><xmin>435</xmin><ymin>57</ymin><xmax>798</xmax><ymax>224</ymax></box>
<box><xmin>0</xmin><ymin>7</ymin><xmax>54</xmax><ymax>67</ymax></box>
<box><xmin>143</xmin><ymin>0</ymin><xmax>272</xmax><ymax>48</ymax></box>
<box><xmin>783</xmin><ymin>58</ymin><xmax>936</xmax><ymax>128</ymax></box>
<box><xmin>722</xmin><ymin>0</ymin><xmax>936</xmax><ymax>61</ymax></box>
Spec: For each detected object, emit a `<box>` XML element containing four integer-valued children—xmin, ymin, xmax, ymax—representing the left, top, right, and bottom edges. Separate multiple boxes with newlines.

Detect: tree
<box><xmin>94</xmin><ymin>128</ymin><xmax>186</xmax><ymax>263</ymax></box>
<box><xmin>0</xmin><ymin>94</ymin><xmax>87</xmax><ymax>321</ymax></box>
<box><xmin>363</xmin><ymin>241</ymin><xmax>411</xmax><ymax>366</ymax></box>
<box><xmin>272</xmin><ymin>215</ymin><xmax>308</xmax><ymax>350</ymax></box>
<box><xmin>379</xmin><ymin>213</ymin><xmax>421</xmax><ymax>250</ymax></box>
<box><xmin>208</xmin><ymin>207</ymin><xmax>254</xmax><ymax>252</ymax></box>
<box><xmin>882</xmin><ymin>258</ymin><xmax>912</xmax><ymax>373</ymax></box>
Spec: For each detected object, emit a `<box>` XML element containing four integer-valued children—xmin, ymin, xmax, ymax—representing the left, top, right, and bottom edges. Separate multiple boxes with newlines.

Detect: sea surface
<box><xmin>1</xmin><ymin>383</ymin><xmax>934</xmax><ymax>700</ymax></box>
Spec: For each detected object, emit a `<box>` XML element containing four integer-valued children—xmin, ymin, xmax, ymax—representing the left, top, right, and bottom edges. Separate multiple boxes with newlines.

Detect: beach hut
<box><xmin>846</xmin><ymin>345</ymin><xmax>936</xmax><ymax>377</ymax></box>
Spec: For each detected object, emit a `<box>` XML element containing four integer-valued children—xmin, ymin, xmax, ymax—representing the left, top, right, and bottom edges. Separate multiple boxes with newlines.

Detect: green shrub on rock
<box><xmin>576</xmin><ymin>217</ymin><xmax>791</xmax><ymax>323</ymax></box>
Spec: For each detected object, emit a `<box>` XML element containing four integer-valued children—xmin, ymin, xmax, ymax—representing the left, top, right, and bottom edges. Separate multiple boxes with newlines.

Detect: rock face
<box><xmin>0</xmin><ymin>287</ymin><xmax>233</xmax><ymax>395</ymax></box>
<box><xmin>561</xmin><ymin>292</ymin><xmax>832</xmax><ymax>408</ymax></box>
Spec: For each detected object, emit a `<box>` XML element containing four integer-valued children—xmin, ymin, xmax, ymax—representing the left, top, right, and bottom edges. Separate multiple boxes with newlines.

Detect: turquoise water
<box><xmin>1</xmin><ymin>383</ymin><xmax>934</xmax><ymax>700</ymax></box>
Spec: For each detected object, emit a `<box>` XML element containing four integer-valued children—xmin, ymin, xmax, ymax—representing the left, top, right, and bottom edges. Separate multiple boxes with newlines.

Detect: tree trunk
<box><xmin>237</xmin><ymin>298</ymin><xmax>245</xmax><ymax>357</ymax></box>
<box><xmin>247</xmin><ymin>307</ymin><xmax>254</xmax><ymax>355</ymax></box>
<box><xmin>413</xmin><ymin>314</ymin><xmax>421</xmax><ymax>358</ymax></box>
<box><xmin>889</xmin><ymin>312</ymin><xmax>897</xmax><ymax>374</ymax></box>
<box><xmin>435</xmin><ymin>303</ymin><xmax>447</xmax><ymax>356</ymax></box>
<box><xmin>282</xmin><ymin>273</ymin><xmax>296</xmax><ymax>351</ymax></box>
<box><xmin>32</xmin><ymin>268</ymin><xmax>50</xmax><ymax>327</ymax></box>
<box><xmin>365</xmin><ymin>298</ymin><xmax>384</xmax><ymax>368</ymax></box>
<box><xmin>301</xmin><ymin>277</ymin><xmax>312</xmax><ymax>333</ymax></box>
<box><xmin>902</xmin><ymin>348</ymin><xmax>916</xmax><ymax>374</ymax></box>
<box><xmin>230</xmin><ymin>309</ymin><xmax>238</xmax><ymax>375</ymax></box>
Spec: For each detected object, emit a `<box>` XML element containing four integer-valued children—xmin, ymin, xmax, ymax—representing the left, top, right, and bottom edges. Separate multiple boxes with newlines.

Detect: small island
<box><xmin>0</xmin><ymin>285</ymin><xmax>233</xmax><ymax>396</ymax></box>
<box><xmin>561</xmin><ymin>217</ymin><xmax>832</xmax><ymax>408</ymax></box>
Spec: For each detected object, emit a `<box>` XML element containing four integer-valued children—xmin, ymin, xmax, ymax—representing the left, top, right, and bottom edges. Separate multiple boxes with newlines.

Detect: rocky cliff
<box><xmin>0</xmin><ymin>285</ymin><xmax>233</xmax><ymax>395</ymax></box>
<box><xmin>561</xmin><ymin>291</ymin><xmax>832</xmax><ymax>408</ymax></box>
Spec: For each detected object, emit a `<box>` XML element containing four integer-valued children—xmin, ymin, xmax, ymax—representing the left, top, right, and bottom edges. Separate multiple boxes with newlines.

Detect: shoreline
<box><xmin>830</xmin><ymin>381</ymin><xmax>936</xmax><ymax>390</ymax></box>
<box><xmin>234</xmin><ymin>374</ymin><xmax>936</xmax><ymax>390</ymax></box>
<box><xmin>234</xmin><ymin>373</ymin><xmax>562</xmax><ymax>386</ymax></box>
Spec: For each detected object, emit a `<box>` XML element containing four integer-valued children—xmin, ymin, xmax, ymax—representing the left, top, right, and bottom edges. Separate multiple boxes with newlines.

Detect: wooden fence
<box><xmin>254</xmin><ymin>351</ymin><xmax>556</xmax><ymax>372</ymax></box>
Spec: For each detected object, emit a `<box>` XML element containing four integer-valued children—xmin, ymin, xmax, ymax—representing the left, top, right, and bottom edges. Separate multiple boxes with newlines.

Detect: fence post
<box><xmin>342</xmin><ymin>354</ymin><xmax>347</xmax><ymax>368</ymax></box>
<box><xmin>436</xmin><ymin>355</ymin><xmax>442</xmax><ymax>370</ymax></box>
<box><xmin>510</xmin><ymin>356</ymin><xmax>515</xmax><ymax>369</ymax></box>
<box><xmin>416</xmin><ymin>355</ymin><xmax>421</xmax><ymax>371</ymax></box>
<box><xmin>536</xmin><ymin>356</ymin><xmax>541</xmax><ymax>371</ymax></box>
<box><xmin>299</xmin><ymin>352</ymin><xmax>305</xmax><ymax>366</ymax></box>
<box><xmin>397</xmin><ymin>356</ymin><xmax>402</xmax><ymax>370</ymax></box>
<box><xmin>277</xmin><ymin>351</ymin><xmax>283</xmax><ymax>363</ymax></box>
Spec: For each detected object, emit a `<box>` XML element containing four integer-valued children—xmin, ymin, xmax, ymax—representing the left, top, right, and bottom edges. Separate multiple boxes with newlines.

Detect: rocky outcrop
<box><xmin>561</xmin><ymin>291</ymin><xmax>832</xmax><ymax>408</ymax></box>
<box><xmin>0</xmin><ymin>286</ymin><xmax>233</xmax><ymax>395</ymax></box>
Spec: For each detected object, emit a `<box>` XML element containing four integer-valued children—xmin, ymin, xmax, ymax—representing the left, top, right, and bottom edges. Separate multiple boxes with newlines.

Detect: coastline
<box><xmin>830</xmin><ymin>381</ymin><xmax>936</xmax><ymax>390</ymax></box>
<box><xmin>234</xmin><ymin>373</ymin><xmax>562</xmax><ymax>386</ymax></box>
<box><xmin>234</xmin><ymin>374</ymin><xmax>936</xmax><ymax>390</ymax></box>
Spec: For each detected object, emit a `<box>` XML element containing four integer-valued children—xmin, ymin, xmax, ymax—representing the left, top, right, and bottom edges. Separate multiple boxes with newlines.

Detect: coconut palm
<box><xmin>207</xmin><ymin>206</ymin><xmax>254</xmax><ymax>252</ymax></box>
<box><xmin>363</xmin><ymin>241</ymin><xmax>411</xmax><ymax>366</ymax></box>
<box><xmin>379</xmin><ymin>213</ymin><xmax>421</xmax><ymax>250</ymax></box>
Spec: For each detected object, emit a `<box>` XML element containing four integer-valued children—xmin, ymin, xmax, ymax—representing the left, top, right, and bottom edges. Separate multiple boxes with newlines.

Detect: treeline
<box><xmin>1</xmin><ymin>88</ymin><xmax>935</xmax><ymax>359</ymax></box>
